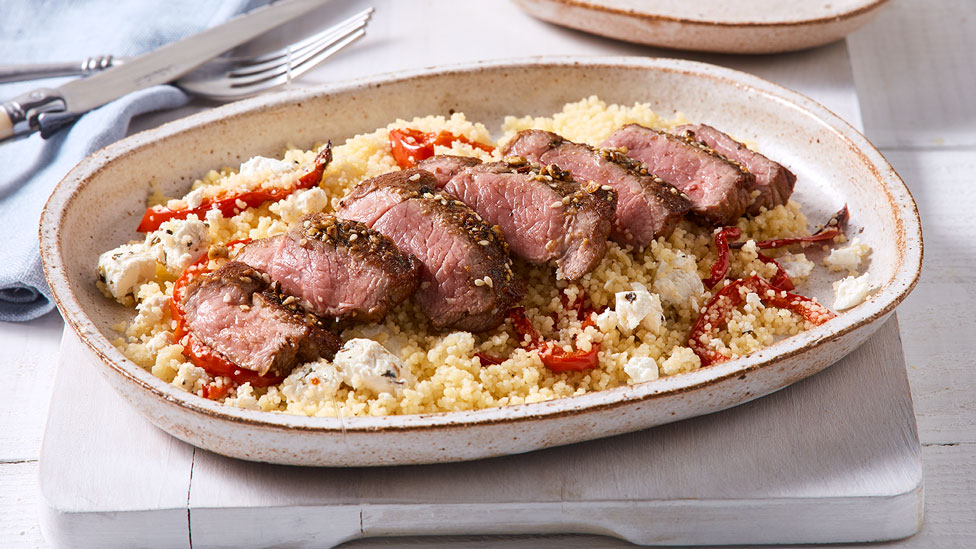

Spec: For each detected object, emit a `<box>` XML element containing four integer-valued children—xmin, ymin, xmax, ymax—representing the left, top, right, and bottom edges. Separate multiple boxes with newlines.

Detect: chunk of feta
<box><xmin>825</xmin><ymin>237</ymin><xmax>871</xmax><ymax>274</ymax></box>
<box><xmin>270</xmin><ymin>186</ymin><xmax>329</xmax><ymax>224</ymax></box>
<box><xmin>624</xmin><ymin>356</ymin><xmax>660</xmax><ymax>383</ymax></box>
<box><xmin>833</xmin><ymin>272</ymin><xmax>871</xmax><ymax>310</ymax></box>
<box><xmin>333</xmin><ymin>338</ymin><xmax>415</xmax><ymax>396</ymax></box>
<box><xmin>239</xmin><ymin>155</ymin><xmax>296</xmax><ymax>178</ymax></box>
<box><xmin>281</xmin><ymin>359</ymin><xmax>343</xmax><ymax>405</ymax></box>
<box><xmin>97</xmin><ymin>243</ymin><xmax>157</xmax><ymax>303</ymax></box>
<box><xmin>183</xmin><ymin>187</ymin><xmax>207</xmax><ymax>209</ymax></box>
<box><xmin>614</xmin><ymin>282</ymin><xmax>664</xmax><ymax>333</ymax></box>
<box><xmin>653</xmin><ymin>252</ymin><xmax>704</xmax><ymax>307</ymax></box>
<box><xmin>776</xmin><ymin>252</ymin><xmax>815</xmax><ymax>279</ymax></box>
<box><xmin>147</xmin><ymin>217</ymin><xmax>210</xmax><ymax>274</ymax></box>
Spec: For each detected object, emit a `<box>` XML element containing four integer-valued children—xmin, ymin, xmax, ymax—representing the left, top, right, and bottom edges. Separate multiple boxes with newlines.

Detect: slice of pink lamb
<box><xmin>674</xmin><ymin>123</ymin><xmax>796</xmax><ymax>215</ymax></box>
<box><xmin>443</xmin><ymin>159</ymin><xmax>616</xmax><ymax>280</ymax></box>
<box><xmin>503</xmin><ymin>129</ymin><xmax>690</xmax><ymax>248</ymax></box>
<box><xmin>182</xmin><ymin>261</ymin><xmax>341</xmax><ymax>377</ymax></box>
<box><xmin>236</xmin><ymin>213</ymin><xmax>420</xmax><ymax>322</ymax></box>
<box><xmin>602</xmin><ymin>123</ymin><xmax>754</xmax><ymax>226</ymax></box>
<box><xmin>336</xmin><ymin>169</ymin><xmax>523</xmax><ymax>332</ymax></box>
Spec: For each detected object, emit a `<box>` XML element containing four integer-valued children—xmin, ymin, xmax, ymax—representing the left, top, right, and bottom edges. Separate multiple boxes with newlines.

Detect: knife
<box><xmin>0</xmin><ymin>0</ymin><xmax>329</xmax><ymax>142</ymax></box>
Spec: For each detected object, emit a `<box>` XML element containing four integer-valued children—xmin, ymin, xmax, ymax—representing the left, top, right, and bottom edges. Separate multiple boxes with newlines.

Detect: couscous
<box><xmin>96</xmin><ymin>96</ymin><xmax>871</xmax><ymax>418</ymax></box>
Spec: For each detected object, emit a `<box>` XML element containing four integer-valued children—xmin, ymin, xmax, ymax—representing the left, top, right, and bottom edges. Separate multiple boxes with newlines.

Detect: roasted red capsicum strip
<box><xmin>688</xmin><ymin>275</ymin><xmax>835</xmax><ymax>367</ymax></box>
<box><xmin>184</xmin><ymin>335</ymin><xmax>283</xmax><ymax>388</ymax></box>
<box><xmin>506</xmin><ymin>291</ymin><xmax>602</xmax><ymax>373</ymax></box>
<box><xmin>474</xmin><ymin>353</ymin><xmax>503</xmax><ymax>366</ymax></box>
<box><xmin>703</xmin><ymin>226</ymin><xmax>742</xmax><ymax>288</ymax></box>
<box><xmin>538</xmin><ymin>345</ymin><xmax>601</xmax><ymax>373</ymax></box>
<box><xmin>756</xmin><ymin>252</ymin><xmax>795</xmax><ymax>291</ymax></box>
<box><xmin>709</xmin><ymin>207</ymin><xmax>848</xmax><ymax>288</ymax></box>
<box><xmin>729</xmin><ymin>205</ymin><xmax>849</xmax><ymax>251</ymax></box>
<box><xmin>508</xmin><ymin>306</ymin><xmax>543</xmax><ymax>346</ymax></box>
<box><xmin>137</xmin><ymin>143</ymin><xmax>333</xmax><ymax>233</ymax></box>
<box><xmin>389</xmin><ymin>128</ymin><xmax>495</xmax><ymax>169</ymax></box>
<box><xmin>200</xmin><ymin>381</ymin><xmax>233</xmax><ymax>401</ymax></box>
<box><xmin>472</xmin><ymin>309</ymin><xmax>538</xmax><ymax>367</ymax></box>
<box><xmin>170</xmin><ymin>239</ymin><xmax>284</xmax><ymax>392</ymax></box>
<box><xmin>704</xmin><ymin>227</ymin><xmax>795</xmax><ymax>290</ymax></box>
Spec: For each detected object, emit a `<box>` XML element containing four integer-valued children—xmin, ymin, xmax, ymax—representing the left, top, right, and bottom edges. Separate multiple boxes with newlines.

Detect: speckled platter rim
<box><xmin>516</xmin><ymin>0</ymin><xmax>889</xmax><ymax>27</ymax></box>
<box><xmin>40</xmin><ymin>57</ymin><xmax>921</xmax><ymax>435</ymax></box>
<box><xmin>512</xmin><ymin>0</ymin><xmax>891</xmax><ymax>54</ymax></box>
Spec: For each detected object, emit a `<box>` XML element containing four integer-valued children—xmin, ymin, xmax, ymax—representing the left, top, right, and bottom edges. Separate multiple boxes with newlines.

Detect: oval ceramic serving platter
<box><xmin>40</xmin><ymin>57</ymin><xmax>921</xmax><ymax>466</ymax></box>
<box><xmin>513</xmin><ymin>0</ymin><xmax>890</xmax><ymax>54</ymax></box>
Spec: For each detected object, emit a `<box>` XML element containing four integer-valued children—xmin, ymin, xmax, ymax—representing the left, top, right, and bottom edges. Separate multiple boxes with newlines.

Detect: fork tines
<box><xmin>228</xmin><ymin>7</ymin><xmax>373</xmax><ymax>91</ymax></box>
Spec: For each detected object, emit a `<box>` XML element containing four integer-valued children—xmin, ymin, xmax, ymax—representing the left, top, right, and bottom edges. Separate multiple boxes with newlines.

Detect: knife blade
<box><xmin>0</xmin><ymin>0</ymin><xmax>329</xmax><ymax>142</ymax></box>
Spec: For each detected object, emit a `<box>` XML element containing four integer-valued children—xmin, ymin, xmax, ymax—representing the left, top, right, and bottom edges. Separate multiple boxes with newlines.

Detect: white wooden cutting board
<box><xmin>38</xmin><ymin>316</ymin><xmax>921</xmax><ymax>548</ymax></box>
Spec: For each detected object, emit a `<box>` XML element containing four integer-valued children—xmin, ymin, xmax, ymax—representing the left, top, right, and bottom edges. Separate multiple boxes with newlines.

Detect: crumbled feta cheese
<box><xmin>183</xmin><ymin>187</ymin><xmax>207</xmax><ymax>209</ymax></box>
<box><xmin>777</xmin><ymin>252</ymin><xmax>815</xmax><ymax>279</ymax></box>
<box><xmin>281</xmin><ymin>359</ymin><xmax>343</xmax><ymax>407</ymax></box>
<box><xmin>594</xmin><ymin>308</ymin><xmax>618</xmax><ymax>332</ymax></box>
<box><xmin>333</xmin><ymin>339</ymin><xmax>415</xmax><ymax>396</ymax></box>
<box><xmin>239</xmin><ymin>155</ymin><xmax>296</xmax><ymax>178</ymax></box>
<box><xmin>824</xmin><ymin>237</ymin><xmax>871</xmax><ymax>274</ymax></box>
<box><xmin>624</xmin><ymin>356</ymin><xmax>660</xmax><ymax>383</ymax></box>
<box><xmin>653</xmin><ymin>252</ymin><xmax>704</xmax><ymax>307</ymax></box>
<box><xmin>613</xmin><ymin>282</ymin><xmax>664</xmax><ymax>333</ymax></box>
<box><xmin>833</xmin><ymin>272</ymin><xmax>871</xmax><ymax>310</ymax></box>
<box><xmin>97</xmin><ymin>243</ymin><xmax>157</xmax><ymax>303</ymax></box>
<box><xmin>269</xmin><ymin>187</ymin><xmax>329</xmax><ymax>224</ymax></box>
<box><xmin>661</xmin><ymin>346</ymin><xmax>702</xmax><ymax>376</ymax></box>
<box><xmin>147</xmin><ymin>217</ymin><xmax>210</xmax><ymax>274</ymax></box>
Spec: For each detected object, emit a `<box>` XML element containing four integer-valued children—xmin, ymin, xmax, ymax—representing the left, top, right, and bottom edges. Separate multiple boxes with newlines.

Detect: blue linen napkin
<box><xmin>0</xmin><ymin>0</ymin><xmax>254</xmax><ymax>321</ymax></box>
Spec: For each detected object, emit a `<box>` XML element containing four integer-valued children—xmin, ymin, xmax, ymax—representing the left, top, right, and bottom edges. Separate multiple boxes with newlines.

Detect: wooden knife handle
<box><xmin>0</xmin><ymin>108</ymin><xmax>13</xmax><ymax>141</ymax></box>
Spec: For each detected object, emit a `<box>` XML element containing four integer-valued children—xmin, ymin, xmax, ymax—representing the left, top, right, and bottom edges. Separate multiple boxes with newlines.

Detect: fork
<box><xmin>0</xmin><ymin>7</ymin><xmax>372</xmax><ymax>101</ymax></box>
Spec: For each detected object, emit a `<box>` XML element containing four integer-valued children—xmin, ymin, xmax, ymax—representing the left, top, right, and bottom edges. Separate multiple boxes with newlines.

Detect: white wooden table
<box><xmin>2</xmin><ymin>0</ymin><xmax>974</xmax><ymax>546</ymax></box>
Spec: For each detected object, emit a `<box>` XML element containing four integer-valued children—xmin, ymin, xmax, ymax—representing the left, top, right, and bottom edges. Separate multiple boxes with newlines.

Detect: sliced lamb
<box><xmin>674</xmin><ymin>123</ymin><xmax>796</xmax><ymax>215</ymax></box>
<box><xmin>442</xmin><ymin>158</ymin><xmax>616</xmax><ymax>280</ymax></box>
<box><xmin>336</xmin><ymin>168</ymin><xmax>523</xmax><ymax>332</ymax></box>
<box><xmin>415</xmin><ymin>155</ymin><xmax>483</xmax><ymax>187</ymax></box>
<box><xmin>602</xmin><ymin>124</ymin><xmax>755</xmax><ymax>226</ymax></box>
<box><xmin>236</xmin><ymin>213</ymin><xmax>420</xmax><ymax>322</ymax></box>
<box><xmin>183</xmin><ymin>261</ymin><xmax>341</xmax><ymax>377</ymax></box>
<box><xmin>502</xmin><ymin>129</ymin><xmax>690</xmax><ymax>248</ymax></box>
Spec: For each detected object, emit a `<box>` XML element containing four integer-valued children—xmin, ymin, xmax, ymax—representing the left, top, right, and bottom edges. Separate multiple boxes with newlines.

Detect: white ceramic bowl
<box><xmin>40</xmin><ymin>57</ymin><xmax>921</xmax><ymax>466</ymax></box>
<box><xmin>513</xmin><ymin>0</ymin><xmax>890</xmax><ymax>54</ymax></box>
